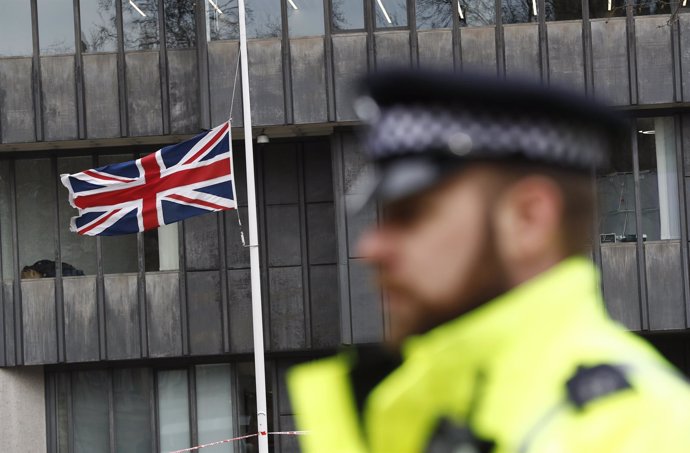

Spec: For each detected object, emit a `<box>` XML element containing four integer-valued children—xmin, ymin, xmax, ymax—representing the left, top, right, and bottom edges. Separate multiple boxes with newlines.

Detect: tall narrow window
<box><xmin>637</xmin><ymin>117</ymin><xmax>680</xmax><ymax>240</ymax></box>
<box><xmin>0</xmin><ymin>0</ymin><xmax>33</xmax><ymax>56</ymax></box>
<box><xmin>58</xmin><ymin>157</ymin><xmax>97</xmax><ymax>276</ymax></box>
<box><xmin>16</xmin><ymin>159</ymin><xmax>57</xmax><ymax>278</ymax></box>
<box><xmin>114</xmin><ymin>369</ymin><xmax>154</xmax><ymax>453</ymax></box>
<box><xmin>246</xmin><ymin>0</ymin><xmax>282</xmax><ymax>38</ymax></box>
<box><xmin>73</xmin><ymin>371</ymin><xmax>110</xmax><ymax>453</ymax></box>
<box><xmin>123</xmin><ymin>0</ymin><xmax>161</xmax><ymax>50</ymax></box>
<box><xmin>196</xmin><ymin>364</ymin><xmax>234</xmax><ymax>453</ymax></box>
<box><xmin>374</xmin><ymin>0</ymin><xmax>408</xmax><ymax>28</ymax></box>
<box><xmin>38</xmin><ymin>0</ymin><xmax>76</xmax><ymax>55</ymax></box>
<box><xmin>206</xmin><ymin>0</ymin><xmax>240</xmax><ymax>41</ymax></box>
<box><xmin>165</xmin><ymin>0</ymin><xmax>197</xmax><ymax>48</ymax></box>
<box><xmin>332</xmin><ymin>0</ymin><xmax>365</xmax><ymax>31</ymax></box>
<box><xmin>287</xmin><ymin>0</ymin><xmax>325</xmax><ymax>37</ymax></box>
<box><xmin>158</xmin><ymin>370</ymin><xmax>191</xmax><ymax>453</ymax></box>
<box><xmin>80</xmin><ymin>0</ymin><xmax>118</xmax><ymax>52</ymax></box>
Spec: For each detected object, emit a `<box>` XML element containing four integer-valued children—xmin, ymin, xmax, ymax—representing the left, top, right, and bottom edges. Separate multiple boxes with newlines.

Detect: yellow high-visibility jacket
<box><xmin>288</xmin><ymin>257</ymin><xmax>690</xmax><ymax>453</ymax></box>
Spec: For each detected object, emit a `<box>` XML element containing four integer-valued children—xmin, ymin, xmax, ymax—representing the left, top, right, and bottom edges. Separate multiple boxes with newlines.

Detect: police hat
<box><xmin>353</xmin><ymin>68</ymin><xmax>626</xmax><ymax>207</ymax></box>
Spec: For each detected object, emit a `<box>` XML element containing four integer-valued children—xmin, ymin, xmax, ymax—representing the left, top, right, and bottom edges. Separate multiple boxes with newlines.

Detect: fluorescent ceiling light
<box><xmin>458</xmin><ymin>1</ymin><xmax>464</xmax><ymax>19</ymax></box>
<box><xmin>684</xmin><ymin>0</ymin><xmax>687</xmax><ymax>7</ymax></box>
<box><xmin>208</xmin><ymin>0</ymin><xmax>223</xmax><ymax>14</ymax></box>
<box><xmin>129</xmin><ymin>0</ymin><xmax>147</xmax><ymax>17</ymax></box>
<box><xmin>288</xmin><ymin>0</ymin><xmax>299</xmax><ymax>10</ymax></box>
<box><xmin>376</xmin><ymin>0</ymin><xmax>393</xmax><ymax>24</ymax></box>
<box><xmin>638</xmin><ymin>130</ymin><xmax>656</xmax><ymax>135</ymax></box>
<box><xmin>607</xmin><ymin>0</ymin><xmax>612</xmax><ymax>11</ymax></box>
<box><xmin>532</xmin><ymin>0</ymin><xmax>537</xmax><ymax>15</ymax></box>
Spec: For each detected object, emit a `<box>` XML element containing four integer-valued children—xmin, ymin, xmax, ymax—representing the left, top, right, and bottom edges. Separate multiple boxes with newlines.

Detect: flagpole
<box><xmin>237</xmin><ymin>1</ymin><xmax>270</xmax><ymax>452</ymax></box>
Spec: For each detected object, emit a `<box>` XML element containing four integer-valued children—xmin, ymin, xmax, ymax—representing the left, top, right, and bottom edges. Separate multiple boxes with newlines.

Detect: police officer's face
<box><xmin>357</xmin><ymin>164</ymin><xmax>565</xmax><ymax>346</ymax></box>
<box><xmin>357</xmin><ymin>165</ymin><xmax>505</xmax><ymax>345</ymax></box>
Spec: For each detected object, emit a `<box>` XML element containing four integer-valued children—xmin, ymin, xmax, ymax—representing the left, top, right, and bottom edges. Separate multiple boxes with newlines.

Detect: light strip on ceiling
<box><xmin>458</xmin><ymin>1</ymin><xmax>464</xmax><ymax>19</ymax></box>
<box><xmin>129</xmin><ymin>0</ymin><xmax>147</xmax><ymax>16</ymax></box>
<box><xmin>208</xmin><ymin>0</ymin><xmax>223</xmax><ymax>14</ymax></box>
<box><xmin>532</xmin><ymin>0</ymin><xmax>537</xmax><ymax>15</ymax></box>
<box><xmin>288</xmin><ymin>0</ymin><xmax>299</xmax><ymax>10</ymax></box>
<box><xmin>607</xmin><ymin>0</ymin><xmax>612</xmax><ymax>11</ymax></box>
<box><xmin>376</xmin><ymin>0</ymin><xmax>393</xmax><ymax>24</ymax></box>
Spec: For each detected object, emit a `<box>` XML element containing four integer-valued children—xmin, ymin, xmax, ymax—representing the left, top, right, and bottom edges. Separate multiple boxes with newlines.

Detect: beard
<box><xmin>382</xmin><ymin>211</ymin><xmax>512</xmax><ymax>350</ymax></box>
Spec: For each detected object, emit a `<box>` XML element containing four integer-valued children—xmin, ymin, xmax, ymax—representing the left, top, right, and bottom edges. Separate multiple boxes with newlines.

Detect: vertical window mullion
<box><xmin>52</xmin><ymin>156</ymin><xmax>65</xmax><ymax>363</ymax></box>
<box><xmin>108</xmin><ymin>370</ymin><xmax>116</xmax><ymax>453</ymax></box>
<box><xmin>189</xmin><ymin>366</ymin><xmax>199</xmax><ymax>448</ymax></box>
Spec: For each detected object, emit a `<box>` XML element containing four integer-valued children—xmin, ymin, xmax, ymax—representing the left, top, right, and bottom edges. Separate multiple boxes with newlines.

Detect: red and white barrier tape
<box><xmin>169</xmin><ymin>431</ymin><xmax>309</xmax><ymax>453</ymax></box>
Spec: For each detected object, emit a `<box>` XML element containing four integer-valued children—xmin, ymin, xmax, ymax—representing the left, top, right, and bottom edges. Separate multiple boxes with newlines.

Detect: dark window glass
<box><xmin>374</xmin><ymin>0</ymin><xmax>408</xmax><ymax>28</ymax></box>
<box><xmin>80</xmin><ymin>0</ymin><xmax>118</xmax><ymax>52</ymax></box>
<box><xmin>547</xmin><ymin>0</ymin><xmax>581</xmax><ymax>20</ymax></box>
<box><xmin>287</xmin><ymin>0</ymin><xmax>325</xmax><ymax>37</ymax></box>
<box><xmin>165</xmin><ymin>0</ymin><xmax>197</xmax><ymax>48</ymax></box>
<box><xmin>597</xmin><ymin>127</ymin><xmax>635</xmax><ymax>241</ymax></box>
<box><xmin>0</xmin><ymin>0</ymin><xmax>33</xmax><ymax>56</ymax></box>
<box><xmin>114</xmin><ymin>369</ymin><xmax>154</xmax><ymax>453</ymax></box>
<box><xmin>38</xmin><ymin>0</ymin><xmax>76</xmax><ymax>55</ymax></box>
<box><xmin>633</xmin><ymin>0</ymin><xmax>672</xmax><ymax>15</ymax></box>
<box><xmin>501</xmin><ymin>0</ymin><xmax>545</xmax><ymax>24</ymax></box>
<box><xmin>58</xmin><ymin>157</ymin><xmax>97</xmax><ymax>276</ymax></box>
<box><xmin>246</xmin><ymin>0</ymin><xmax>282</xmax><ymax>38</ymax></box>
<box><xmin>590</xmin><ymin>0</ymin><xmax>627</xmax><ymax>18</ymax></box>
<box><xmin>123</xmin><ymin>0</ymin><xmax>160</xmax><ymax>50</ymax></box>
<box><xmin>16</xmin><ymin>159</ymin><xmax>57</xmax><ymax>278</ymax></box>
<box><xmin>0</xmin><ymin>160</ymin><xmax>13</xmax><ymax>282</ymax></box>
<box><xmin>73</xmin><ymin>371</ymin><xmax>110</xmax><ymax>453</ymax></box>
<box><xmin>332</xmin><ymin>0</ymin><xmax>365</xmax><ymax>30</ymax></box>
<box><xmin>206</xmin><ymin>0</ymin><xmax>240</xmax><ymax>40</ymax></box>
<box><xmin>459</xmin><ymin>0</ymin><xmax>496</xmax><ymax>26</ymax></box>
<box><xmin>416</xmin><ymin>0</ymin><xmax>453</xmax><ymax>29</ymax></box>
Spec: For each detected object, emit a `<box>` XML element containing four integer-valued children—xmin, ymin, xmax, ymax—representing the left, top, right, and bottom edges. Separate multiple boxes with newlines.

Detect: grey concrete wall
<box><xmin>0</xmin><ymin>366</ymin><xmax>47</xmax><ymax>452</ymax></box>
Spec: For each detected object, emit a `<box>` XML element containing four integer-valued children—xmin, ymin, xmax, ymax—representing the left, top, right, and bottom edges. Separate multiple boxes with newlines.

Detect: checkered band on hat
<box><xmin>364</xmin><ymin>104</ymin><xmax>609</xmax><ymax>170</ymax></box>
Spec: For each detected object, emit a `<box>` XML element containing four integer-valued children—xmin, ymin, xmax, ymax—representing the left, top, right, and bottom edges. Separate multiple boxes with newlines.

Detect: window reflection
<box><xmin>633</xmin><ymin>0</ymin><xmax>672</xmax><ymax>15</ymax></box>
<box><xmin>547</xmin><ymin>0</ymin><xmax>582</xmax><ymax>20</ymax></box>
<box><xmin>459</xmin><ymin>0</ymin><xmax>495</xmax><ymax>26</ymax></box>
<box><xmin>0</xmin><ymin>0</ymin><xmax>33</xmax><ymax>57</ymax></box>
<box><xmin>246</xmin><ymin>0</ymin><xmax>282</xmax><ymax>38</ymax></box>
<box><xmin>416</xmin><ymin>0</ymin><xmax>453</xmax><ymax>29</ymax></box>
<box><xmin>375</xmin><ymin>0</ymin><xmax>408</xmax><ymax>28</ymax></box>
<box><xmin>38</xmin><ymin>0</ymin><xmax>76</xmax><ymax>55</ymax></box>
<box><xmin>123</xmin><ymin>0</ymin><xmax>160</xmax><ymax>50</ymax></box>
<box><xmin>502</xmin><ymin>0</ymin><xmax>555</xmax><ymax>24</ymax></box>
<box><xmin>196</xmin><ymin>364</ymin><xmax>234</xmax><ymax>453</ymax></box>
<box><xmin>206</xmin><ymin>0</ymin><xmax>240</xmax><ymax>41</ymax></box>
<box><xmin>165</xmin><ymin>0</ymin><xmax>197</xmax><ymax>48</ymax></box>
<box><xmin>287</xmin><ymin>0</ymin><xmax>325</xmax><ymax>37</ymax></box>
<box><xmin>80</xmin><ymin>0</ymin><xmax>118</xmax><ymax>52</ymax></box>
<box><xmin>16</xmin><ymin>159</ymin><xmax>58</xmax><ymax>278</ymax></box>
<box><xmin>73</xmin><ymin>371</ymin><xmax>110</xmax><ymax>453</ymax></box>
<box><xmin>590</xmin><ymin>0</ymin><xmax>627</xmax><ymax>18</ymax></box>
<box><xmin>597</xmin><ymin>128</ymin><xmax>636</xmax><ymax>243</ymax></box>
<box><xmin>332</xmin><ymin>0</ymin><xmax>365</xmax><ymax>30</ymax></box>
<box><xmin>114</xmin><ymin>369</ymin><xmax>153</xmax><ymax>453</ymax></box>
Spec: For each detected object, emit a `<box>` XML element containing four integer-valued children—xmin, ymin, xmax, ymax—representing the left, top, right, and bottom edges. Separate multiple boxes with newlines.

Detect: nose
<box><xmin>356</xmin><ymin>227</ymin><xmax>392</xmax><ymax>264</ymax></box>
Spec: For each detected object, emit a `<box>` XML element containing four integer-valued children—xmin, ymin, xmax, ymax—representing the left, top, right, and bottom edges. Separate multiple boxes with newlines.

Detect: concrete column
<box><xmin>0</xmin><ymin>366</ymin><xmax>47</xmax><ymax>452</ymax></box>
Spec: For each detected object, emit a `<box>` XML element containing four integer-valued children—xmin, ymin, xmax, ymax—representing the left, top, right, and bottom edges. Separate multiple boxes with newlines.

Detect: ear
<box><xmin>493</xmin><ymin>175</ymin><xmax>564</xmax><ymax>268</ymax></box>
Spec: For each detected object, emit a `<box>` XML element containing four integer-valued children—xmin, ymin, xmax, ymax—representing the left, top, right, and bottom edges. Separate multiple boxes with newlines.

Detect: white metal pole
<box><xmin>237</xmin><ymin>1</ymin><xmax>269</xmax><ymax>452</ymax></box>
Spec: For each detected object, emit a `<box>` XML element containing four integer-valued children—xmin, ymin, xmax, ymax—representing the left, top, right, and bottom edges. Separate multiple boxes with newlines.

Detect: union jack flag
<box><xmin>60</xmin><ymin>122</ymin><xmax>236</xmax><ymax>236</ymax></box>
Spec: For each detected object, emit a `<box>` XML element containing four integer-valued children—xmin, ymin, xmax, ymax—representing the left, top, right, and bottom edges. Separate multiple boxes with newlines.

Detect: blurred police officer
<box><xmin>288</xmin><ymin>69</ymin><xmax>690</xmax><ymax>453</ymax></box>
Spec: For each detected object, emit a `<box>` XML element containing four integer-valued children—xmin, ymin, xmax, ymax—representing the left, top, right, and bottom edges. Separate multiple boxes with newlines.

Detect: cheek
<box><xmin>399</xmin><ymin>194</ymin><xmax>486</xmax><ymax>304</ymax></box>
